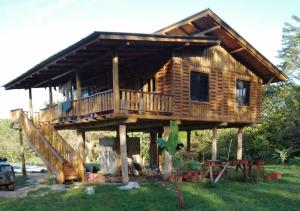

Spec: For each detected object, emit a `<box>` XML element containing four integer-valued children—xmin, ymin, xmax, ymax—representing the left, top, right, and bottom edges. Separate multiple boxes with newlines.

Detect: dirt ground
<box><xmin>0</xmin><ymin>173</ymin><xmax>68</xmax><ymax>198</ymax></box>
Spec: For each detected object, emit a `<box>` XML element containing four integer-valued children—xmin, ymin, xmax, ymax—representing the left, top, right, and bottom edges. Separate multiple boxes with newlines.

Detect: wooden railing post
<box><xmin>112</xmin><ymin>54</ymin><xmax>120</xmax><ymax>114</ymax></box>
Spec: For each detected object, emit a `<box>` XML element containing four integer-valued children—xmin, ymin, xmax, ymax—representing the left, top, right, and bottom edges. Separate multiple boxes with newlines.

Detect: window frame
<box><xmin>189</xmin><ymin>69</ymin><xmax>210</xmax><ymax>103</ymax></box>
<box><xmin>235</xmin><ymin>79</ymin><xmax>251</xmax><ymax>107</ymax></box>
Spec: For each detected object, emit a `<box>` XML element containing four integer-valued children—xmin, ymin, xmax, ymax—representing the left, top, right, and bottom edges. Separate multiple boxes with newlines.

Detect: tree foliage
<box><xmin>0</xmin><ymin>119</ymin><xmax>41</xmax><ymax>163</ymax></box>
<box><xmin>278</xmin><ymin>15</ymin><xmax>300</xmax><ymax>80</ymax></box>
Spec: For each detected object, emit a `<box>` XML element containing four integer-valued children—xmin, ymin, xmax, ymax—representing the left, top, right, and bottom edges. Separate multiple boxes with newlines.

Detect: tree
<box><xmin>278</xmin><ymin>15</ymin><xmax>300</xmax><ymax>81</ymax></box>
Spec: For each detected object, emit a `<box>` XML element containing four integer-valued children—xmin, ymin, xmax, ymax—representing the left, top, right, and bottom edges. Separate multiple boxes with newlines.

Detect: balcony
<box><xmin>38</xmin><ymin>89</ymin><xmax>173</xmax><ymax>124</ymax></box>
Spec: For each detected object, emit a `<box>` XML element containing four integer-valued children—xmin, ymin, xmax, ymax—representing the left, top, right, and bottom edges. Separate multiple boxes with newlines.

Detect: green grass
<box><xmin>1</xmin><ymin>165</ymin><xmax>300</xmax><ymax>211</ymax></box>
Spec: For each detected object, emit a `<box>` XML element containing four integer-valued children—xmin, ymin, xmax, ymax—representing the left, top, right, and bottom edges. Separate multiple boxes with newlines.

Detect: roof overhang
<box><xmin>155</xmin><ymin>8</ymin><xmax>288</xmax><ymax>84</ymax></box>
<box><xmin>4</xmin><ymin>32</ymin><xmax>220</xmax><ymax>90</ymax></box>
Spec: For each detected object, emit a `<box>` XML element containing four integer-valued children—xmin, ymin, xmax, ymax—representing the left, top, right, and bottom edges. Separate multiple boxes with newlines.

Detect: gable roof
<box><xmin>4</xmin><ymin>31</ymin><xmax>220</xmax><ymax>90</ymax></box>
<box><xmin>155</xmin><ymin>8</ymin><xmax>287</xmax><ymax>84</ymax></box>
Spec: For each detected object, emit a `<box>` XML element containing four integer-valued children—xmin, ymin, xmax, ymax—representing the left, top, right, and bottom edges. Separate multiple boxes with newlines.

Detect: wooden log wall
<box><xmin>169</xmin><ymin>46</ymin><xmax>263</xmax><ymax>123</ymax></box>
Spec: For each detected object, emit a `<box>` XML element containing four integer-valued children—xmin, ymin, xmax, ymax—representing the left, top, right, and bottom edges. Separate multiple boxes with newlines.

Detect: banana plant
<box><xmin>156</xmin><ymin>120</ymin><xmax>185</xmax><ymax>209</ymax></box>
<box><xmin>156</xmin><ymin>120</ymin><xmax>183</xmax><ymax>156</ymax></box>
<box><xmin>272</xmin><ymin>148</ymin><xmax>289</xmax><ymax>165</ymax></box>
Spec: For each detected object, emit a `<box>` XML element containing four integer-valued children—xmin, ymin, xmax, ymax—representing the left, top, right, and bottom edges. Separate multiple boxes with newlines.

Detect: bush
<box><xmin>288</xmin><ymin>157</ymin><xmax>300</xmax><ymax>165</ymax></box>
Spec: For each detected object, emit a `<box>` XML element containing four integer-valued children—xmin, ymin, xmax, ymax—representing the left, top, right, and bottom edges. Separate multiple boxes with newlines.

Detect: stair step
<box><xmin>65</xmin><ymin>174</ymin><xmax>80</xmax><ymax>180</ymax></box>
<box><xmin>18</xmin><ymin>110</ymin><xmax>84</xmax><ymax>184</ymax></box>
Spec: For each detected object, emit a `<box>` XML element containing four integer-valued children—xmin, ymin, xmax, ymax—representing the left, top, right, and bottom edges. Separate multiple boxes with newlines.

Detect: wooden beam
<box><xmin>211</xmin><ymin>127</ymin><xmax>217</xmax><ymax>161</ymax></box>
<box><xmin>193</xmin><ymin>25</ymin><xmax>221</xmax><ymax>36</ymax></box>
<box><xmin>76</xmin><ymin>71</ymin><xmax>82</xmax><ymax>100</ymax></box>
<box><xmin>19</xmin><ymin>129</ymin><xmax>27</xmax><ymax>176</ymax></box>
<box><xmin>149</xmin><ymin>131</ymin><xmax>158</xmax><ymax>168</ymax></box>
<box><xmin>76</xmin><ymin>129</ymin><xmax>86</xmax><ymax>181</ymax></box>
<box><xmin>179</xmin><ymin>26</ymin><xmax>189</xmax><ymax>34</ymax></box>
<box><xmin>112</xmin><ymin>54</ymin><xmax>120</xmax><ymax>114</ymax></box>
<box><xmin>28</xmin><ymin>88</ymin><xmax>33</xmax><ymax>120</ymax></box>
<box><xmin>49</xmin><ymin>86</ymin><xmax>53</xmax><ymax>106</ymax></box>
<box><xmin>186</xmin><ymin>130</ymin><xmax>191</xmax><ymax>152</ymax></box>
<box><xmin>237</xmin><ymin>128</ymin><xmax>243</xmax><ymax>160</ymax></box>
<box><xmin>33</xmin><ymin>43</ymin><xmax>130</xmax><ymax>88</ymax></box>
<box><xmin>230</xmin><ymin>47</ymin><xmax>245</xmax><ymax>54</ymax></box>
<box><xmin>119</xmin><ymin>124</ymin><xmax>129</xmax><ymax>183</ymax></box>
<box><xmin>76</xmin><ymin>129</ymin><xmax>86</xmax><ymax>161</ymax></box>
<box><xmin>124</xmin><ymin>117</ymin><xmax>137</xmax><ymax>123</ymax></box>
<box><xmin>162</xmin><ymin>126</ymin><xmax>172</xmax><ymax>178</ymax></box>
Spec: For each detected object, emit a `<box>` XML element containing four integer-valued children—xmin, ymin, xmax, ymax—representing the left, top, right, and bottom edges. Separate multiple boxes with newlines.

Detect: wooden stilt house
<box><xmin>4</xmin><ymin>9</ymin><xmax>287</xmax><ymax>183</ymax></box>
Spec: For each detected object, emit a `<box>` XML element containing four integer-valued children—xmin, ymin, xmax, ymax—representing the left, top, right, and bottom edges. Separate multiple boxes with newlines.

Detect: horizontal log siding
<box><xmin>172</xmin><ymin>46</ymin><xmax>263</xmax><ymax>123</ymax></box>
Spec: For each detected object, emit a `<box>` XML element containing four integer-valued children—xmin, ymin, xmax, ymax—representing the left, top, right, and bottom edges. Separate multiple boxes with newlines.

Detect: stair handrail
<box><xmin>18</xmin><ymin>109</ymin><xmax>65</xmax><ymax>182</ymax></box>
<box><xmin>41</xmin><ymin>125</ymin><xmax>85</xmax><ymax>179</ymax></box>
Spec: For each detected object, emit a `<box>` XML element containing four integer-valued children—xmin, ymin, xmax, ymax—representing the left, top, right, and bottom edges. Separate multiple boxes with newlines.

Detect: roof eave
<box><xmin>155</xmin><ymin>8</ymin><xmax>288</xmax><ymax>83</ymax></box>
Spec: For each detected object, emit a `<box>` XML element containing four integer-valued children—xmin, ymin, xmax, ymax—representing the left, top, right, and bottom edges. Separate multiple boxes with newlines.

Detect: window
<box><xmin>190</xmin><ymin>71</ymin><xmax>209</xmax><ymax>102</ymax></box>
<box><xmin>236</xmin><ymin>80</ymin><xmax>250</xmax><ymax>106</ymax></box>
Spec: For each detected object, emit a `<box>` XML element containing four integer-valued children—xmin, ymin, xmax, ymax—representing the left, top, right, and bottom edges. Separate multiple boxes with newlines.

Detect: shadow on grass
<box><xmin>1</xmin><ymin>165</ymin><xmax>299</xmax><ymax>211</ymax></box>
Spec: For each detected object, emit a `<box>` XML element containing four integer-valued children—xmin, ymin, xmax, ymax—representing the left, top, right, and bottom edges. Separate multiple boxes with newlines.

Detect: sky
<box><xmin>0</xmin><ymin>0</ymin><xmax>299</xmax><ymax>118</ymax></box>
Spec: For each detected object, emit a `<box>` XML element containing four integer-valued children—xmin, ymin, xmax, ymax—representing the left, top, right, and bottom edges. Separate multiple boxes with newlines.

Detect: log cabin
<box><xmin>4</xmin><ymin>9</ymin><xmax>287</xmax><ymax>183</ymax></box>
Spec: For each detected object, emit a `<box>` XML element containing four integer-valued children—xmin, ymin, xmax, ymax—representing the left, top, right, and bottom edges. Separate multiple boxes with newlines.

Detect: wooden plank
<box><xmin>193</xmin><ymin>25</ymin><xmax>221</xmax><ymax>36</ymax></box>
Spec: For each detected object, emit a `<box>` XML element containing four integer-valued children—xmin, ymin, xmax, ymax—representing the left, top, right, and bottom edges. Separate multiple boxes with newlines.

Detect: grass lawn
<box><xmin>0</xmin><ymin>165</ymin><xmax>299</xmax><ymax>211</ymax></box>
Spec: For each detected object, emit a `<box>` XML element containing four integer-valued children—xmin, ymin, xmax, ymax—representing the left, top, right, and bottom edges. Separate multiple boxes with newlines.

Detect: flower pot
<box><xmin>177</xmin><ymin>176</ymin><xmax>183</xmax><ymax>183</ymax></box>
<box><xmin>191</xmin><ymin>175</ymin><xmax>199</xmax><ymax>182</ymax></box>
<box><xmin>265</xmin><ymin>172</ymin><xmax>282</xmax><ymax>181</ymax></box>
<box><xmin>168</xmin><ymin>176</ymin><xmax>175</xmax><ymax>183</ymax></box>
<box><xmin>186</xmin><ymin>171</ymin><xmax>193</xmax><ymax>177</ymax></box>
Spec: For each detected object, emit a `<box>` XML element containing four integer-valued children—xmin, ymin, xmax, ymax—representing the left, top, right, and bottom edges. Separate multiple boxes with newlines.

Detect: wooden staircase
<box><xmin>11</xmin><ymin>109</ymin><xmax>84</xmax><ymax>183</ymax></box>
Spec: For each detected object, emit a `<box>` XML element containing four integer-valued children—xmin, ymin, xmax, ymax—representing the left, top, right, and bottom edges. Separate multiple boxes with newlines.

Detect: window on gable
<box><xmin>236</xmin><ymin>80</ymin><xmax>250</xmax><ymax>106</ymax></box>
<box><xmin>190</xmin><ymin>71</ymin><xmax>209</xmax><ymax>102</ymax></box>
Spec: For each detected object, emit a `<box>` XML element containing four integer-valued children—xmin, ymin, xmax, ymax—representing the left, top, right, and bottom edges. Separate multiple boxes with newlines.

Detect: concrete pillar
<box><xmin>211</xmin><ymin>127</ymin><xmax>217</xmax><ymax>161</ymax></box>
<box><xmin>237</xmin><ymin>128</ymin><xmax>243</xmax><ymax>160</ymax></box>
<box><xmin>162</xmin><ymin>126</ymin><xmax>172</xmax><ymax>178</ymax></box>
<box><xmin>119</xmin><ymin>125</ymin><xmax>129</xmax><ymax>183</ymax></box>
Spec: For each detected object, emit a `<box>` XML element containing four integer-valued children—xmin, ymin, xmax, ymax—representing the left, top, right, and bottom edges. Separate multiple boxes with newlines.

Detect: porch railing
<box><xmin>120</xmin><ymin>89</ymin><xmax>173</xmax><ymax>114</ymax></box>
<box><xmin>38</xmin><ymin>89</ymin><xmax>173</xmax><ymax>123</ymax></box>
